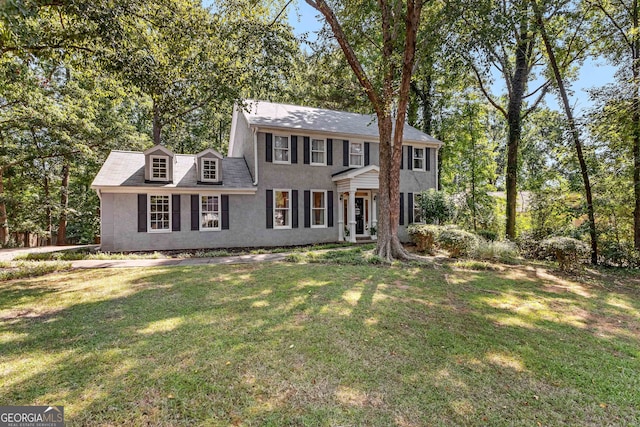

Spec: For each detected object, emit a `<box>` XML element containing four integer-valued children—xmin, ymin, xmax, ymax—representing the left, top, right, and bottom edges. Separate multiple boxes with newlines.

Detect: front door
<box><xmin>355</xmin><ymin>197</ymin><xmax>365</xmax><ymax>234</ymax></box>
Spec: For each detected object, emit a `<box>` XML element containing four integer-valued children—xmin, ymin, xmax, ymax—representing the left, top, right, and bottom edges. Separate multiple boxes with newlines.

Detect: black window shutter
<box><xmin>292</xmin><ymin>190</ymin><xmax>299</xmax><ymax>228</ymax></box>
<box><xmin>426</xmin><ymin>147</ymin><xmax>431</xmax><ymax>171</ymax></box>
<box><xmin>304</xmin><ymin>190</ymin><xmax>311</xmax><ymax>228</ymax></box>
<box><xmin>221</xmin><ymin>195</ymin><xmax>229</xmax><ymax>230</ymax></box>
<box><xmin>291</xmin><ymin>136</ymin><xmax>298</xmax><ymax>164</ymax></box>
<box><xmin>408</xmin><ymin>192</ymin><xmax>414</xmax><ymax>224</ymax></box>
<box><xmin>400</xmin><ymin>146</ymin><xmax>404</xmax><ymax>169</ymax></box>
<box><xmin>138</xmin><ymin>194</ymin><xmax>147</xmax><ymax>232</ymax></box>
<box><xmin>172</xmin><ymin>194</ymin><xmax>181</xmax><ymax>231</ymax></box>
<box><xmin>266</xmin><ymin>133</ymin><xmax>273</xmax><ymax>163</ymax></box>
<box><xmin>364</xmin><ymin>142</ymin><xmax>370</xmax><ymax>166</ymax></box>
<box><xmin>191</xmin><ymin>195</ymin><xmax>199</xmax><ymax>230</ymax></box>
<box><xmin>343</xmin><ymin>140</ymin><xmax>349</xmax><ymax>166</ymax></box>
<box><xmin>303</xmin><ymin>136</ymin><xmax>310</xmax><ymax>164</ymax></box>
<box><xmin>407</xmin><ymin>145</ymin><xmax>413</xmax><ymax>170</ymax></box>
<box><xmin>328</xmin><ymin>191</ymin><xmax>334</xmax><ymax>227</ymax></box>
<box><xmin>399</xmin><ymin>193</ymin><xmax>405</xmax><ymax>225</ymax></box>
<box><xmin>266</xmin><ymin>189</ymin><xmax>273</xmax><ymax>229</ymax></box>
<box><xmin>327</xmin><ymin>139</ymin><xmax>333</xmax><ymax>165</ymax></box>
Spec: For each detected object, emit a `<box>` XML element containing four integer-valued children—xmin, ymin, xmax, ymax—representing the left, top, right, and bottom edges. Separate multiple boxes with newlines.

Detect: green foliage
<box><xmin>406</xmin><ymin>223</ymin><xmax>440</xmax><ymax>254</ymax></box>
<box><xmin>436</xmin><ymin>227</ymin><xmax>479</xmax><ymax>258</ymax></box>
<box><xmin>469</xmin><ymin>240</ymin><xmax>519</xmax><ymax>263</ymax></box>
<box><xmin>415</xmin><ymin>189</ymin><xmax>455</xmax><ymax>224</ymax></box>
<box><xmin>540</xmin><ymin>236</ymin><xmax>590</xmax><ymax>270</ymax></box>
<box><xmin>0</xmin><ymin>261</ymin><xmax>72</xmax><ymax>281</ymax></box>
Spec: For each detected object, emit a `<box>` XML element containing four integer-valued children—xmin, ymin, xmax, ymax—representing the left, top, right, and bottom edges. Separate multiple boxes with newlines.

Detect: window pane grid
<box><xmin>201</xmin><ymin>195</ymin><xmax>220</xmax><ymax>229</ymax></box>
<box><xmin>311</xmin><ymin>191</ymin><xmax>326</xmax><ymax>227</ymax></box>
<box><xmin>149</xmin><ymin>195</ymin><xmax>170</xmax><ymax>230</ymax></box>
<box><xmin>311</xmin><ymin>139</ymin><xmax>325</xmax><ymax>164</ymax></box>
<box><xmin>274</xmin><ymin>190</ymin><xmax>291</xmax><ymax>227</ymax></box>
<box><xmin>152</xmin><ymin>157</ymin><xmax>167</xmax><ymax>179</ymax></box>
<box><xmin>202</xmin><ymin>159</ymin><xmax>217</xmax><ymax>181</ymax></box>
<box><xmin>350</xmin><ymin>143</ymin><xmax>363</xmax><ymax>166</ymax></box>
<box><xmin>413</xmin><ymin>148</ymin><xmax>424</xmax><ymax>170</ymax></box>
<box><xmin>274</xmin><ymin>136</ymin><xmax>289</xmax><ymax>162</ymax></box>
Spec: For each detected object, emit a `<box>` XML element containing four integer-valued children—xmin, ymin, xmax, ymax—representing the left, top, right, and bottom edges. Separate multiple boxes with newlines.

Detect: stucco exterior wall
<box><xmin>99</xmin><ymin>127</ymin><xmax>440</xmax><ymax>251</ymax></box>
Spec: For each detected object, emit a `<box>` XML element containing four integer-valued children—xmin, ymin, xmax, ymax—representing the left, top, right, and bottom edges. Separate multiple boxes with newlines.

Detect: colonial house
<box><xmin>91</xmin><ymin>101</ymin><xmax>443</xmax><ymax>251</ymax></box>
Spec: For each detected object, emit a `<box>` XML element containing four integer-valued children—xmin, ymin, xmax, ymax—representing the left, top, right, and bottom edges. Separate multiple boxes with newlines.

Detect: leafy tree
<box><xmin>306</xmin><ymin>0</ymin><xmax>424</xmax><ymax>260</ymax></box>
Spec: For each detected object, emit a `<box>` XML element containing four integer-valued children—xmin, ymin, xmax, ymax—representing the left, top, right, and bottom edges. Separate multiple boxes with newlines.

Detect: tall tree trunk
<box><xmin>505</xmin><ymin>29</ymin><xmax>529</xmax><ymax>239</ymax></box>
<box><xmin>532</xmin><ymin>0</ymin><xmax>598</xmax><ymax>263</ymax></box>
<box><xmin>44</xmin><ymin>175</ymin><xmax>52</xmax><ymax>245</ymax></box>
<box><xmin>632</xmin><ymin>0</ymin><xmax>640</xmax><ymax>251</ymax></box>
<box><xmin>153</xmin><ymin>100</ymin><xmax>162</xmax><ymax>145</ymax></box>
<box><xmin>57</xmin><ymin>160</ymin><xmax>70</xmax><ymax>246</ymax></box>
<box><xmin>0</xmin><ymin>168</ymin><xmax>8</xmax><ymax>246</ymax></box>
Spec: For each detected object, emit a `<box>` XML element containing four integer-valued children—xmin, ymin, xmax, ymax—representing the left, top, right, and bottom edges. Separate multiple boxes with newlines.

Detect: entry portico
<box><xmin>332</xmin><ymin>165</ymin><xmax>379</xmax><ymax>242</ymax></box>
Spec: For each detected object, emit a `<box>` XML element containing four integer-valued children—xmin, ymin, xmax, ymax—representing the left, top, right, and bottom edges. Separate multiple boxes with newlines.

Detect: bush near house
<box><xmin>436</xmin><ymin>227</ymin><xmax>480</xmax><ymax>258</ymax></box>
<box><xmin>406</xmin><ymin>224</ymin><xmax>440</xmax><ymax>254</ymax></box>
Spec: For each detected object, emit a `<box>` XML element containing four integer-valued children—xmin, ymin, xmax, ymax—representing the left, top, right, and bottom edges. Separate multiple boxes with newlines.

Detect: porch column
<box><xmin>338</xmin><ymin>192</ymin><xmax>344</xmax><ymax>241</ymax></box>
<box><xmin>348</xmin><ymin>190</ymin><xmax>356</xmax><ymax>242</ymax></box>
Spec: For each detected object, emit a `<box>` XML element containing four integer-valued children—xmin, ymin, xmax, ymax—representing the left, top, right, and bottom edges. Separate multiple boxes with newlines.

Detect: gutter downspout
<box><xmin>253</xmin><ymin>127</ymin><xmax>259</xmax><ymax>186</ymax></box>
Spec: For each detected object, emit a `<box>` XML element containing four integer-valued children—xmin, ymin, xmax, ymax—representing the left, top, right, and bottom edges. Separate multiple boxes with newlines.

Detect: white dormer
<box><xmin>196</xmin><ymin>148</ymin><xmax>224</xmax><ymax>183</ymax></box>
<box><xmin>144</xmin><ymin>145</ymin><xmax>175</xmax><ymax>183</ymax></box>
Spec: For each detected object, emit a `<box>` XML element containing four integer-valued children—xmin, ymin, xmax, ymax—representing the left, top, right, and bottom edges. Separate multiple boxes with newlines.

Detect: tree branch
<box><xmin>469</xmin><ymin>61</ymin><xmax>507</xmax><ymax>117</ymax></box>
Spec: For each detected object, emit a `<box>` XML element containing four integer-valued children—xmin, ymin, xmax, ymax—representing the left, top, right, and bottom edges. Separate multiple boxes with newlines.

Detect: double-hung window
<box><xmin>201</xmin><ymin>195</ymin><xmax>220</xmax><ymax>230</ymax></box>
<box><xmin>274</xmin><ymin>190</ymin><xmax>291</xmax><ymax>228</ymax></box>
<box><xmin>311</xmin><ymin>139</ymin><xmax>326</xmax><ymax>165</ymax></box>
<box><xmin>148</xmin><ymin>195</ymin><xmax>171</xmax><ymax>232</ymax></box>
<box><xmin>350</xmin><ymin>142</ymin><xmax>363</xmax><ymax>167</ymax></box>
<box><xmin>273</xmin><ymin>136</ymin><xmax>290</xmax><ymax>163</ymax></box>
<box><xmin>413</xmin><ymin>193</ymin><xmax>424</xmax><ymax>224</ymax></box>
<box><xmin>150</xmin><ymin>156</ymin><xmax>168</xmax><ymax>180</ymax></box>
<box><xmin>201</xmin><ymin>159</ymin><xmax>218</xmax><ymax>182</ymax></box>
<box><xmin>413</xmin><ymin>148</ymin><xmax>425</xmax><ymax>171</ymax></box>
<box><xmin>311</xmin><ymin>190</ymin><xmax>327</xmax><ymax>227</ymax></box>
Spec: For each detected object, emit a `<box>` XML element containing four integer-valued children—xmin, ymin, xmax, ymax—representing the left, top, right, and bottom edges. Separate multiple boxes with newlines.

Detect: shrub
<box><xmin>471</xmin><ymin>240</ymin><xmax>519</xmax><ymax>262</ymax></box>
<box><xmin>599</xmin><ymin>241</ymin><xmax>640</xmax><ymax>268</ymax></box>
<box><xmin>415</xmin><ymin>189</ymin><xmax>455</xmax><ymax>224</ymax></box>
<box><xmin>407</xmin><ymin>224</ymin><xmax>440</xmax><ymax>254</ymax></box>
<box><xmin>436</xmin><ymin>228</ymin><xmax>479</xmax><ymax>258</ymax></box>
<box><xmin>476</xmin><ymin>229</ymin><xmax>498</xmax><ymax>242</ymax></box>
<box><xmin>539</xmin><ymin>236</ymin><xmax>590</xmax><ymax>270</ymax></box>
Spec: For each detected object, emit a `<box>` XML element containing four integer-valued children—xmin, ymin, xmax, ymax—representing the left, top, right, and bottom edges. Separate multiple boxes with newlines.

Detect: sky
<box><xmin>286</xmin><ymin>0</ymin><xmax>618</xmax><ymax>114</ymax></box>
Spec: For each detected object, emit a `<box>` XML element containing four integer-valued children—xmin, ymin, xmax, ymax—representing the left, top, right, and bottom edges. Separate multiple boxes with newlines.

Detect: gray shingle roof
<box><xmin>242</xmin><ymin>100</ymin><xmax>442</xmax><ymax>145</ymax></box>
<box><xmin>91</xmin><ymin>151</ymin><xmax>254</xmax><ymax>189</ymax></box>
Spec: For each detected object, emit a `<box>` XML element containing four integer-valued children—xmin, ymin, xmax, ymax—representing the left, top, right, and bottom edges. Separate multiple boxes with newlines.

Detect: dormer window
<box><xmin>150</xmin><ymin>155</ymin><xmax>169</xmax><ymax>180</ymax></box>
<box><xmin>201</xmin><ymin>158</ymin><xmax>219</xmax><ymax>182</ymax></box>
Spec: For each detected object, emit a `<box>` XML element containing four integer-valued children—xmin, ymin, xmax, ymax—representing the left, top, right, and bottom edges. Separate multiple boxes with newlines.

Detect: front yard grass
<box><xmin>0</xmin><ymin>262</ymin><xmax>638</xmax><ymax>426</ymax></box>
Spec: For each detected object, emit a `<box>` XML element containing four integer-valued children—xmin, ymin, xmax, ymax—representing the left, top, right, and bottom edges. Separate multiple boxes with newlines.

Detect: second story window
<box><xmin>151</xmin><ymin>156</ymin><xmax>168</xmax><ymax>180</ymax></box>
<box><xmin>413</xmin><ymin>148</ymin><xmax>425</xmax><ymax>171</ymax></box>
<box><xmin>350</xmin><ymin>142</ymin><xmax>363</xmax><ymax>167</ymax></box>
<box><xmin>311</xmin><ymin>139</ymin><xmax>326</xmax><ymax>165</ymax></box>
<box><xmin>274</xmin><ymin>135</ymin><xmax>290</xmax><ymax>163</ymax></box>
<box><xmin>201</xmin><ymin>158</ymin><xmax>218</xmax><ymax>182</ymax></box>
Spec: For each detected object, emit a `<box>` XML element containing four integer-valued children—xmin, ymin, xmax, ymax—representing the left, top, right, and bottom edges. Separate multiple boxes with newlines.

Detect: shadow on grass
<box><xmin>0</xmin><ymin>263</ymin><xmax>638</xmax><ymax>426</ymax></box>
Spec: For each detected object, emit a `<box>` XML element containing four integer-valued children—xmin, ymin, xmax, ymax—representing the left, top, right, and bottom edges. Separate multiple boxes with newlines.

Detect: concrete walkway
<box><xmin>70</xmin><ymin>252</ymin><xmax>289</xmax><ymax>269</ymax></box>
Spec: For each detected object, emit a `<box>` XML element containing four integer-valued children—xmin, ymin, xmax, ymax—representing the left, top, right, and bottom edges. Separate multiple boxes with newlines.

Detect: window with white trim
<box><xmin>350</xmin><ymin>142</ymin><xmax>363</xmax><ymax>167</ymax></box>
<box><xmin>274</xmin><ymin>190</ymin><xmax>291</xmax><ymax>228</ymax></box>
<box><xmin>311</xmin><ymin>138</ymin><xmax>326</xmax><ymax>165</ymax></box>
<box><xmin>414</xmin><ymin>193</ymin><xmax>424</xmax><ymax>223</ymax></box>
<box><xmin>150</xmin><ymin>155</ymin><xmax>169</xmax><ymax>180</ymax></box>
<box><xmin>311</xmin><ymin>190</ymin><xmax>327</xmax><ymax>227</ymax></box>
<box><xmin>273</xmin><ymin>135</ymin><xmax>290</xmax><ymax>163</ymax></box>
<box><xmin>148</xmin><ymin>195</ymin><xmax>171</xmax><ymax>232</ymax></box>
<box><xmin>413</xmin><ymin>148</ymin><xmax>425</xmax><ymax>171</ymax></box>
<box><xmin>201</xmin><ymin>195</ymin><xmax>220</xmax><ymax>230</ymax></box>
<box><xmin>201</xmin><ymin>158</ymin><xmax>218</xmax><ymax>182</ymax></box>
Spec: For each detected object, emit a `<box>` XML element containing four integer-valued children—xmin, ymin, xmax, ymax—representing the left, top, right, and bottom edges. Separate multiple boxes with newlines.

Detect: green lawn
<box><xmin>0</xmin><ymin>261</ymin><xmax>638</xmax><ymax>426</ymax></box>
